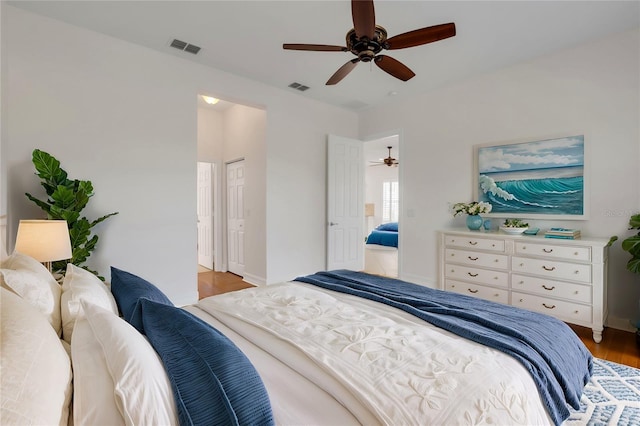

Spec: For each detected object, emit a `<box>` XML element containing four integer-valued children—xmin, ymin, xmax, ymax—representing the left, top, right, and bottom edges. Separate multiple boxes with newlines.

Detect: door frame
<box><xmin>363</xmin><ymin>129</ymin><xmax>403</xmax><ymax>278</ymax></box>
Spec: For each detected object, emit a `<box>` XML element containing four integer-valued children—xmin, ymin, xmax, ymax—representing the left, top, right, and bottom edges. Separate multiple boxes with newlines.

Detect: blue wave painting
<box><xmin>477</xmin><ymin>136</ymin><xmax>584</xmax><ymax>215</ymax></box>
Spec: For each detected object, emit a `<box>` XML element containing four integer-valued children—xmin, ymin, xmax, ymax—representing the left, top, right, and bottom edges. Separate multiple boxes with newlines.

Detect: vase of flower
<box><xmin>466</xmin><ymin>215</ymin><xmax>484</xmax><ymax>231</ymax></box>
<box><xmin>452</xmin><ymin>201</ymin><xmax>493</xmax><ymax>231</ymax></box>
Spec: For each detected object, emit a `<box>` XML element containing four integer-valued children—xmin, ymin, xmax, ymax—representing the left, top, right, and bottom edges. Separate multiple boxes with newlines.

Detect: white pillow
<box><xmin>0</xmin><ymin>287</ymin><xmax>72</xmax><ymax>426</ymax></box>
<box><xmin>61</xmin><ymin>263</ymin><xmax>118</xmax><ymax>343</ymax></box>
<box><xmin>79</xmin><ymin>300</ymin><xmax>178</xmax><ymax>426</ymax></box>
<box><xmin>71</xmin><ymin>315</ymin><xmax>124</xmax><ymax>426</ymax></box>
<box><xmin>0</xmin><ymin>251</ymin><xmax>62</xmax><ymax>335</ymax></box>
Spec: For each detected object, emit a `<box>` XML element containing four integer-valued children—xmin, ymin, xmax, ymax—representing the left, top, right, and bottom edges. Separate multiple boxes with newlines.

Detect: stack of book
<box><xmin>544</xmin><ymin>228</ymin><xmax>581</xmax><ymax>239</ymax></box>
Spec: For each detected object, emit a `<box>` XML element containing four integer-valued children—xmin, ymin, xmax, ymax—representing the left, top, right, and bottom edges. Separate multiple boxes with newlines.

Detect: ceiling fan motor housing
<box><xmin>346</xmin><ymin>25</ymin><xmax>387</xmax><ymax>61</ymax></box>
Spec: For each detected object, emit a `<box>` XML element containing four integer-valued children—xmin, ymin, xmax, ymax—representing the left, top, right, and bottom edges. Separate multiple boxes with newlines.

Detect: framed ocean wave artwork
<box><xmin>473</xmin><ymin>135</ymin><xmax>587</xmax><ymax>220</ymax></box>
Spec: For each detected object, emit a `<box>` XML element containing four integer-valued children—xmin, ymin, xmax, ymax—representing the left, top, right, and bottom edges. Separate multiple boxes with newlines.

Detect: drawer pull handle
<box><xmin>574</xmin><ymin>252</ymin><xmax>579</xmax><ymax>256</ymax></box>
<box><xmin>469</xmin><ymin>241</ymin><xmax>478</xmax><ymax>246</ymax></box>
<box><xmin>543</xmin><ymin>248</ymin><xmax>553</xmax><ymax>253</ymax></box>
<box><xmin>468</xmin><ymin>289</ymin><xmax>478</xmax><ymax>294</ymax></box>
<box><xmin>468</xmin><ymin>256</ymin><xmax>478</xmax><ymax>261</ymax></box>
<box><xmin>519</xmin><ymin>298</ymin><xmax>524</xmax><ymax>303</ymax></box>
<box><xmin>468</xmin><ymin>272</ymin><xmax>479</xmax><ymax>277</ymax></box>
<box><xmin>542</xmin><ymin>303</ymin><xmax>556</xmax><ymax>310</ymax></box>
<box><xmin>542</xmin><ymin>266</ymin><xmax>556</xmax><ymax>271</ymax></box>
<box><xmin>574</xmin><ymin>270</ymin><xmax>580</xmax><ymax>274</ymax></box>
<box><xmin>494</xmin><ymin>294</ymin><xmax>500</xmax><ymax>297</ymax></box>
<box><xmin>542</xmin><ymin>285</ymin><xmax>555</xmax><ymax>291</ymax></box>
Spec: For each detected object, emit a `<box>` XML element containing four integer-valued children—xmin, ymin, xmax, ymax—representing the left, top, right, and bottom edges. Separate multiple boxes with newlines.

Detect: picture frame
<box><xmin>473</xmin><ymin>134</ymin><xmax>587</xmax><ymax>220</ymax></box>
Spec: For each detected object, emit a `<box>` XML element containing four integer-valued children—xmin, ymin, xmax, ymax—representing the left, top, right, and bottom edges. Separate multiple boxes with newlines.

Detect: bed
<box><xmin>2</xmin><ymin>250</ymin><xmax>640</xmax><ymax>426</ymax></box>
<box><xmin>364</xmin><ymin>222</ymin><xmax>398</xmax><ymax>277</ymax></box>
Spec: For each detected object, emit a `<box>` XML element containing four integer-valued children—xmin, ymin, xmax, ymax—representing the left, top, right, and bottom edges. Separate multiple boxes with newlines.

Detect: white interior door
<box><xmin>327</xmin><ymin>135</ymin><xmax>364</xmax><ymax>271</ymax></box>
<box><xmin>227</xmin><ymin>160</ymin><xmax>245</xmax><ymax>276</ymax></box>
<box><xmin>197</xmin><ymin>162</ymin><xmax>214</xmax><ymax>269</ymax></box>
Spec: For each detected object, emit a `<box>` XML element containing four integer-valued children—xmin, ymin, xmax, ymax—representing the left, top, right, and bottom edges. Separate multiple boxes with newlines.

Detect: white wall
<box><xmin>197</xmin><ymin>108</ymin><xmax>223</xmax><ymax>163</ymax></box>
<box><xmin>4</xmin><ymin>6</ymin><xmax>358</xmax><ymax>304</ymax></box>
<box><xmin>359</xmin><ymin>29</ymin><xmax>640</xmax><ymax>325</ymax></box>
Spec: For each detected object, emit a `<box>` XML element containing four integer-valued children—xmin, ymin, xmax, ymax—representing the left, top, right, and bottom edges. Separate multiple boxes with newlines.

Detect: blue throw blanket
<box><xmin>295</xmin><ymin>270</ymin><xmax>592</xmax><ymax>426</ymax></box>
<box><xmin>365</xmin><ymin>229</ymin><xmax>398</xmax><ymax>247</ymax></box>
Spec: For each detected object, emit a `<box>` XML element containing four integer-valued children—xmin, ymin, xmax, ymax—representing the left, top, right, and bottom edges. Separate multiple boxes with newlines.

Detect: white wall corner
<box><xmin>606</xmin><ymin>315</ymin><xmax>637</xmax><ymax>333</ymax></box>
<box><xmin>242</xmin><ymin>272</ymin><xmax>266</xmax><ymax>287</ymax></box>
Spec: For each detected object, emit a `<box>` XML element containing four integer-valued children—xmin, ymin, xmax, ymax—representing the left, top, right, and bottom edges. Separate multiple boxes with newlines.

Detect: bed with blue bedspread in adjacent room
<box><xmin>364</xmin><ymin>222</ymin><xmax>398</xmax><ymax>277</ymax></box>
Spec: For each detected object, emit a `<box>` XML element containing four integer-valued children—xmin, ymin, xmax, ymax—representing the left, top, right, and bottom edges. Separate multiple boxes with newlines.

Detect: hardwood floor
<box><xmin>198</xmin><ymin>270</ymin><xmax>640</xmax><ymax>368</ymax></box>
<box><xmin>197</xmin><ymin>269</ymin><xmax>253</xmax><ymax>297</ymax></box>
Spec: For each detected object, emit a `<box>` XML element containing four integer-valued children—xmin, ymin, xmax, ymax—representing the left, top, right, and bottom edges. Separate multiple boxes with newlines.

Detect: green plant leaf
<box><xmin>51</xmin><ymin>185</ymin><xmax>77</xmax><ymax>210</ymax></box>
<box><xmin>629</xmin><ymin>214</ymin><xmax>640</xmax><ymax>230</ymax></box>
<box><xmin>91</xmin><ymin>212</ymin><xmax>119</xmax><ymax>227</ymax></box>
<box><xmin>627</xmin><ymin>258</ymin><xmax>640</xmax><ymax>275</ymax></box>
<box><xmin>32</xmin><ymin>149</ymin><xmax>68</xmax><ymax>189</ymax></box>
<box><xmin>70</xmin><ymin>218</ymin><xmax>91</xmax><ymax>248</ymax></box>
<box><xmin>621</xmin><ymin>235</ymin><xmax>640</xmax><ymax>256</ymax></box>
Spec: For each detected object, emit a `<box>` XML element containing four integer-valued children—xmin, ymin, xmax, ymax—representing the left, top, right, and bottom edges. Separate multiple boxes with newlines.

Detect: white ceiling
<box><xmin>9</xmin><ymin>1</ymin><xmax>639</xmax><ymax>111</ymax></box>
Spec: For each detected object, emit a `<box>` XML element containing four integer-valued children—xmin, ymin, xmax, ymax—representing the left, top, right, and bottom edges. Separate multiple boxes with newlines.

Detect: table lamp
<box><xmin>15</xmin><ymin>220</ymin><xmax>72</xmax><ymax>272</ymax></box>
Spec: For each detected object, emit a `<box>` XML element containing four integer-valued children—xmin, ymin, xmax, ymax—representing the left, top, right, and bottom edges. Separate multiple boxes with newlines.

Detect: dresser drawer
<box><xmin>514</xmin><ymin>241</ymin><xmax>591</xmax><ymax>262</ymax></box>
<box><xmin>446</xmin><ymin>280</ymin><xmax>509</xmax><ymax>304</ymax></box>
<box><xmin>444</xmin><ymin>234</ymin><xmax>505</xmax><ymax>252</ymax></box>
<box><xmin>512</xmin><ymin>256</ymin><xmax>591</xmax><ymax>283</ymax></box>
<box><xmin>445</xmin><ymin>248</ymin><xmax>508</xmax><ymax>270</ymax></box>
<box><xmin>512</xmin><ymin>292</ymin><xmax>592</xmax><ymax>324</ymax></box>
<box><xmin>445</xmin><ymin>264</ymin><xmax>509</xmax><ymax>287</ymax></box>
<box><xmin>511</xmin><ymin>274</ymin><xmax>592</xmax><ymax>304</ymax></box>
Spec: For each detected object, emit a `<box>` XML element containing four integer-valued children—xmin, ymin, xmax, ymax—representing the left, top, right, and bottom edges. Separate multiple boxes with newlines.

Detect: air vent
<box><xmin>288</xmin><ymin>82</ymin><xmax>310</xmax><ymax>92</ymax></box>
<box><xmin>170</xmin><ymin>39</ymin><xmax>201</xmax><ymax>55</ymax></box>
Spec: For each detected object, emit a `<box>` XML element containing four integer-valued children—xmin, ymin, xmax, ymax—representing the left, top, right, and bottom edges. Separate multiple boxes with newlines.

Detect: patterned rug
<box><xmin>566</xmin><ymin>358</ymin><xmax>640</xmax><ymax>425</ymax></box>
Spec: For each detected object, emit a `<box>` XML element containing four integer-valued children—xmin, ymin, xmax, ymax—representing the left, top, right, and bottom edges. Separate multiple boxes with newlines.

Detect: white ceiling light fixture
<box><xmin>202</xmin><ymin>96</ymin><xmax>219</xmax><ymax>105</ymax></box>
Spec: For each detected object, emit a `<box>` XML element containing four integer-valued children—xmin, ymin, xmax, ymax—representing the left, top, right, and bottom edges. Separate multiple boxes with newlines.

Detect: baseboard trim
<box><xmin>242</xmin><ymin>272</ymin><xmax>266</xmax><ymax>287</ymax></box>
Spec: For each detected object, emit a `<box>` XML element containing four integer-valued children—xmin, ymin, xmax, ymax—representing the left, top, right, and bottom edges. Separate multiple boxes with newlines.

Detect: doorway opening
<box><xmin>363</xmin><ymin>134</ymin><xmax>400</xmax><ymax>277</ymax></box>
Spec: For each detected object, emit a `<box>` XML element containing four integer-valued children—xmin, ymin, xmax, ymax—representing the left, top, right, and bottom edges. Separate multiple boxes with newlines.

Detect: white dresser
<box><xmin>439</xmin><ymin>229</ymin><xmax>609</xmax><ymax>342</ymax></box>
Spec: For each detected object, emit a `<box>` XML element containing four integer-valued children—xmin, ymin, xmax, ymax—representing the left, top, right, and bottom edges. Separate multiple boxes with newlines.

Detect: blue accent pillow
<box><xmin>110</xmin><ymin>267</ymin><xmax>173</xmax><ymax>332</ymax></box>
<box><xmin>137</xmin><ymin>298</ymin><xmax>274</xmax><ymax>426</ymax></box>
<box><xmin>376</xmin><ymin>222</ymin><xmax>398</xmax><ymax>232</ymax></box>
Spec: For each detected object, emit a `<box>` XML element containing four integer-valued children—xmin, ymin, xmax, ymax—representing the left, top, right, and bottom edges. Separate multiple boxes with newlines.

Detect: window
<box><xmin>382</xmin><ymin>180</ymin><xmax>399</xmax><ymax>223</ymax></box>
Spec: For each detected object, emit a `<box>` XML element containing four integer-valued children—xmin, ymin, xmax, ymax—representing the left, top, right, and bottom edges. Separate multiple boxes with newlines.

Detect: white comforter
<box><xmin>193</xmin><ymin>282</ymin><xmax>552</xmax><ymax>425</ymax></box>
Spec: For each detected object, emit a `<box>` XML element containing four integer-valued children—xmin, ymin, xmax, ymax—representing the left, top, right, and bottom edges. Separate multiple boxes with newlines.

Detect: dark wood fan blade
<box><xmin>352</xmin><ymin>0</ymin><xmax>375</xmax><ymax>39</ymax></box>
<box><xmin>326</xmin><ymin>58</ymin><xmax>360</xmax><ymax>85</ymax></box>
<box><xmin>283</xmin><ymin>44</ymin><xmax>348</xmax><ymax>52</ymax></box>
<box><xmin>374</xmin><ymin>55</ymin><xmax>415</xmax><ymax>81</ymax></box>
<box><xmin>386</xmin><ymin>23</ymin><xmax>456</xmax><ymax>50</ymax></box>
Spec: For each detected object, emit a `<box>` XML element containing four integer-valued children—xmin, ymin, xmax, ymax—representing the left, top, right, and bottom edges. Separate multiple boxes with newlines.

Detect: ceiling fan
<box><xmin>370</xmin><ymin>146</ymin><xmax>399</xmax><ymax>167</ymax></box>
<box><xmin>283</xmin><ymin>0</ymin><xmax>456</xmax><ymax>85</ymax></box>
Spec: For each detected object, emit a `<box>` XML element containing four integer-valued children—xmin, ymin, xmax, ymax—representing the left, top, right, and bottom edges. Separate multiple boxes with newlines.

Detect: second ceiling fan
<box><xmin>370</xmin><ymin>146</ymin><xmax>399</xmax><ymax>167</ymax></box>
<box><xmin>283</xmin><ymin>0</ymin><xmax>456</xmax><ymax>85</ymax></box>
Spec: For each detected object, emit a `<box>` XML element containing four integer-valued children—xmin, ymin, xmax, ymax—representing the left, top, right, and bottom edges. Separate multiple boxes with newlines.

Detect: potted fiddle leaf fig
<box><xmin>610</xmin><ymin>213</ymin><xmax>640</xmax><ymax>344</ymax></box>
<box><xmin>25</xmin><ymin>149</ymin><xmax>118</xmax><ymax>278</ymax></box>
<box><xmin>621</xmin><ymin>213</ymin><xmax>640</xmax><ymax>274</ymax></box>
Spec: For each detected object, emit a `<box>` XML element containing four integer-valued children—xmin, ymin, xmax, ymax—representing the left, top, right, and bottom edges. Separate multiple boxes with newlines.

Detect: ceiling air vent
<box><xmin>170</xmin><ymin>39</ymin><xmax>201</xmax><ymax>55</ymax></box>
<box><xmin>288</xmin><ymin>82</ymin><xmax>310</xmax><ymax>92</ymax></box>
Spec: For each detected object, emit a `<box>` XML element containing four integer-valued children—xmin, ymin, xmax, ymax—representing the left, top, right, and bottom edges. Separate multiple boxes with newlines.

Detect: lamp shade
<box><xmin>365</xmin><ymin>203</ymin><xmax>375</xmax><ymax>217</ymax></box>
<box><xmin>15</xmin><ymin>220</ymin><xmax>72</xmax><ymax>262</ymax></box>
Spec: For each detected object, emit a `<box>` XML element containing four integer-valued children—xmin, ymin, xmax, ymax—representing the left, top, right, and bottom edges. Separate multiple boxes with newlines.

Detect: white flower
<box><xmin>452</xmin><ymin>201</ymin><xmax>492</xmax><ymax>216</ymax></box>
